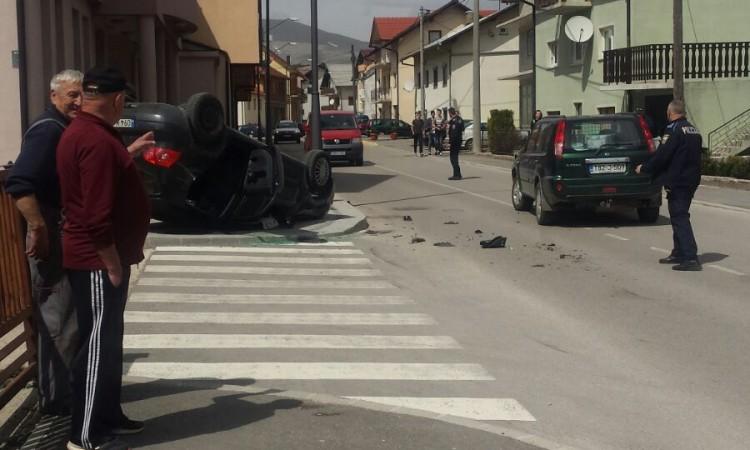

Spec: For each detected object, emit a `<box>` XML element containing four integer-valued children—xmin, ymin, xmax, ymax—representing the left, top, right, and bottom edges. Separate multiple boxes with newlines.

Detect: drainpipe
<box><xmin>16</xmin><ymin>0</ymin><xmax>28</xmax><ymax>133</ymax></box>
<box><xmin>394</xmin><ymin>47</ymin><xmax>399</xmax><ymax>120</ymax></box>
<box><xmin>626</xmin><ymin>0</ymin><xmax>632</xmax><ymax>111</ymax></box>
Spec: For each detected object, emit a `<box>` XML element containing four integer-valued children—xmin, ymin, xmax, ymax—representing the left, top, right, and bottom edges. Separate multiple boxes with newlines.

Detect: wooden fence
<box><xmin>0</xmin><ymin>168</ymin><xmax>36</xmax><ymax>410</ymax></box>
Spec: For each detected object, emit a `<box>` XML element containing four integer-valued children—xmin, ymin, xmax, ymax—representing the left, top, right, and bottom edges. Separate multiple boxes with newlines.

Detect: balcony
<box><xmin>604</xmin><ymin>42</ymin><xmax>750</xmax><ymax>86</ymax></box>
<box><xmin>376</xmin><ymin>87</ymin><xmax>391</xmax><ymax>103</ymax></box>
<box><xmin>536</xmin><ymin>0</ymin><xmax>591</xmax><ymax>12</ymax></box>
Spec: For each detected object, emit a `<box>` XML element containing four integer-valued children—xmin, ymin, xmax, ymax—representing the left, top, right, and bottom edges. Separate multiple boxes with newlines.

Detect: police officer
<box><xmin>636</xmin><ymin>100</ymin><xmax>702</xmax><ymax>271</ymax></box>
<box><xmin>447</xmin><ymin>107</ymin><xmax>464</xmax><ymax>180</ymax></box>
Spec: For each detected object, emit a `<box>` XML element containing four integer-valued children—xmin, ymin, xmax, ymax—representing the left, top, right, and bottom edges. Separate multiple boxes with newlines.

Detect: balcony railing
<box><xmin>604</xmin><ymin>42</ymin><xmax>750</xmax><ymax>84</ymax></box>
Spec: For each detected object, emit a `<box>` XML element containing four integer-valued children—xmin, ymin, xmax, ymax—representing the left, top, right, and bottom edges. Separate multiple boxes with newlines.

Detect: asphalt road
<box><xmin>278</xmin><ymin>139</ymin><xmax>750</xmax><ymax>449</ymax></box>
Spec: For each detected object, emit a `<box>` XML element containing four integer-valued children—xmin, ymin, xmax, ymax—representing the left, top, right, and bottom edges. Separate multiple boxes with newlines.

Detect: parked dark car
<box><xmin>274</xmin><ymin>120</ymin><xmax>302</xmax><ymax>144</ymax></box>
<box><xmin>116</xmin><ymin>93</ymin><xmax>334</xmax><ymax>226</ymax></box>
<box><xmin>511</xmin><ymin>113</ymin><xmax>661</xmax><ymax>225</ymax></box>
<box><xmin>355</xmin><ymin>114</ymin><xmax>370</xmax><ymax>135</ymax></box>
<box><xmin>368</xmin><ymin>118</ymin><xmax>413</xmax><ymax>138</ymax></box>
<box><xmin>238</xmin><ymin>123</ymin><xmax>265</xmax><ymax>140</ymax></box>
<box><xmin>304</xmin><ymin>111</ymin><xmax>364</xmax><ymax>166</ymax></box>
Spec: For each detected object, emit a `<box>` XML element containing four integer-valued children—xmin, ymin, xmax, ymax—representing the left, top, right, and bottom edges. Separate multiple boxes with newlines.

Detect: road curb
<box><xmin>143</xmin><ymin>199</ymin><xmax>368</xmax><ymax>249</ymax></box>
<box><xmin>701</xmin><ymin>175</ymin><xmax>750</xmax><ymax>191</ymax></box>
<box><xmin>123</xmin><ymin>376</ymin><xmax>579</xmax><ymax>450</ymax></box>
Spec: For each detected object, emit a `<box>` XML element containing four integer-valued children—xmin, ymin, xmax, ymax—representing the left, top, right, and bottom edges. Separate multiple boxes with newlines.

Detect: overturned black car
<box><xmin>116</xmin><ymin>93</ymin><xmax>334</xmax><ymax>226</ymax></box>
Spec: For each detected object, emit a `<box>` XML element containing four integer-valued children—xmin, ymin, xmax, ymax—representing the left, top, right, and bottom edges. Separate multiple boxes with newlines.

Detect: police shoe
<box><xmin>659</xmin><ymin>255</ymin><xmax>682</xmax><ymax>264</ymax></box>
<box><xmin>672</xmin><ymin>260</ymin><xmax>702</xmax><ymax>271</ymax></box>
<box><xmin>112</xmin><ymin>417</ymin><xmax>144</xmax><ymax>435</ymax></box>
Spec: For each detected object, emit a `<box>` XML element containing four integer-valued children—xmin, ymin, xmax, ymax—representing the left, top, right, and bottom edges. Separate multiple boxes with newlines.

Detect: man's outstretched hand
<box><xmin>127</xmin><ymin>131</ymin><xmax>155</xmax><ymax>157</ymax></box>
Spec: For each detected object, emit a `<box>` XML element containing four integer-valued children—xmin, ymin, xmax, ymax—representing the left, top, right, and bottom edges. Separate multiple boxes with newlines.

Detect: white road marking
<box><xmin>150</xmin><ymin>254</ymin><xmax>372</xmax><ymax>265</ymax></box>
<box><xmin>650</xmin><ymin>247</ymin><xmax>670</xmax><ymax>254</ymax></box>
<box><xmin>692</xmin><ymin>200</ymin><xmax>750</xmax><ymax>214</ymax></box>
<box><xmin>698</xmin><ymin>184</ymin><xmax>720</xmax><ymax>190</ymax></box>
<box><xmin>128</xmin><ymin>292</ymin><xmax>413</xmax><ymax>305</ymax></box>
<box><xmin>347</xmin><ymin>397</ymin><xmax>536</xmax><ymax>422</ymax></box>
<box><xmin>144</xmin><ymin>265</ymin><xmax>382</xmax><ymax>278</ymax></box>
<box><xmin>604</xmin><ymin>233</ymin><xmax>629</xmax><ymax>241</ymax></box>
<box><xmin>123</xmin><ymin>334</ymin><xmax>461</xmax><ymax>349</ymax></box>
<box><xmin>283</xmin><ymin>241</ymin><xmax>355</xmax><ymax>247</ymax></box>
<box><xmin>124</xmin><ymin>362</ymin><xmax>494</xmax><ymax>381</ymax></box>
<box><xmin>706</xmin><ymin>264</ymin><xmax>746</xmax><ymax>276</ymax></box>
<box><xmin>137</xmin><ymin>277</ymin><xmax>395</xmax><ymax>290</ymax></box>
<box><xmin>155</xmin><ymin>246</ymin><xmax>364</xmax><ymax>255</ymax></box>
<box><xmin>377</xmin><ymin>165</ymin><xmax>514</xmax><ymax>207</ymax></box>
<box><xmin>124</xmin><ymin>311</ymin><xmax>436</xmax><ymax>325</ymax></box>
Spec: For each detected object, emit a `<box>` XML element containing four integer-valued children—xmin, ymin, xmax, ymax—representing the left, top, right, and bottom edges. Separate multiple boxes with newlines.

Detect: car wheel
<box><xmin>535</xmin><ymin>181</ymin><xmax>555</xmax><ymax>225</ymax></box>
<box><xmin>184</xmin><ymin>92</ymin><xmax>225</xmax><ymax>146</ymax></box>
<box><xmin>512</xmin><ymin>176</ymin><xmax>532</xmax><ymax>211</ymax></box>
<box><xmin>637</xmin><ymin>206</ymin><xmax>660</xmax><ymax>223</ymax></box>
<box><xmin>305</xmin><ymin>150</ymin><xmax>333</xmax><ymax>195</ymax></box>
<box><xmin>464</xmin><ymin>138</ymin><xmax>472</xmax><ymax>150</ymax></box>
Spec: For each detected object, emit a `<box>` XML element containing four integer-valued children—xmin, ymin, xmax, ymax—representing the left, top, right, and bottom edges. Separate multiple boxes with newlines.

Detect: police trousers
<box><xmin>449</xmin><ymin>140</ymin><xmax>462</xmax><ymax>178</ymax></box>
<box><xmin>667</xmin><ymin>186</ymin><xmax>699</xmax><ymax>261</ymax></box>
<box><xmin>68</xmin><ymin>268</ymin><xmax>130</xmax><ymax>448</ymax></box>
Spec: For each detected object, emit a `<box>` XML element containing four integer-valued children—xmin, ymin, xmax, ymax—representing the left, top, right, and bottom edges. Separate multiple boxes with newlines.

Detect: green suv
<box><xmin>511</xmin><ymin>114</ymin><xmax>662</xmax><ymax>225</ymax></box>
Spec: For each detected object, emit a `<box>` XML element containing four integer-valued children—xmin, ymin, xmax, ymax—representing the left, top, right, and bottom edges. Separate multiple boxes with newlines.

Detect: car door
<box><xmin>528</xmin><ymin>121</ymin><xmax>555</xmax><ymax>185</ymax></box>
<box><xmin>518</xmin><ymin>124</ymin><xmax>541</xmax><ymax>186</ymax></box>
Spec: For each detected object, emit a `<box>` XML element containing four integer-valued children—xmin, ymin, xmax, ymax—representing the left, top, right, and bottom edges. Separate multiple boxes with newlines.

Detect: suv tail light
<box><xmin>143</xmin><ymin>147</ymin><xmax>182</xmax><ymax>168</ymax></box>
<box><xmin>554</xmin><ymin>120</ymin><xmax>566</xmax><ymax>160</ymax></box>
<box><xmin>638</xmin><ymin>115</ymin><xmax>656</xmax><ymax>153</ymax></box>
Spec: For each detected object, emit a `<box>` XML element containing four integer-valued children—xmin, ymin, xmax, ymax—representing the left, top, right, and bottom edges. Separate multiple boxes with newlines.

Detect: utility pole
<box><xmin>673</xmin><ymin>0</ymin><xmax>684</xmax><ymax>101</ymax></box>
<box><xmin>351</xmin><ymin>44</ymin><xmax>358</xmax><ymax>115</ymax></box>
<box><xmin>419</xmin><ymin>6</ymin><xmax>426</xmax><ymax>117</ymax></box>
<box><xmin>472</xmin><ymin>0</ymin><xmax>481</xmax><ymax>153</ymax></box>
<box><xmin>264</xmin><ymin>0</ymin><xmax>272</xmax><ymax>145</ymax></box>
<box><xmin>310</xmin><ymin>0</ymin><xmax>322</xmax><ymax>150</ymax></box>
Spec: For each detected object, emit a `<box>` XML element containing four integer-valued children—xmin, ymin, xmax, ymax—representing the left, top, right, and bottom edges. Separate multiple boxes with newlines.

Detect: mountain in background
<box><xmin>268</xmin><ymin>19</ymin><xmax>369</xmax><ymax>66</ymax></box>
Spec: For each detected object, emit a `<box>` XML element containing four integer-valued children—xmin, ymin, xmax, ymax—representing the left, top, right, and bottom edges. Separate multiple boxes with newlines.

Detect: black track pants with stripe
<box><xmin>68</xmin><ymin>268</ymin><xmax>130</xmax><ymax>448</ymax></box>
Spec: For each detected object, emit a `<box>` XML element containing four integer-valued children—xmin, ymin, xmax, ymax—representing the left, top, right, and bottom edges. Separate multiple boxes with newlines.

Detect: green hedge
<box><xmin>702</xmin><ymin>150</ymin><xmax>750</xmax><ymax>180</ymax></box>
<box><xmin>487</xmin><ymin>109</ymin><xmax>519</xmax><ymax>155</ymax></box>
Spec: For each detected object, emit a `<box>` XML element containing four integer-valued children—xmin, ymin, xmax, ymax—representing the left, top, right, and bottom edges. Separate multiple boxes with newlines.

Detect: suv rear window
<box><xmin>278</xmin><ymin>121</ymin><xmax>296</xmax><ymax>128</ymax></box>
<box><xmin>321</xmin><ymin>114</ymin><xmax>357</xmax><ymax>130</ymax></box>
<box><xmin>565</xmin><ymin>118</ymin><xmax>643</xmax><ymax>152</ymax></box>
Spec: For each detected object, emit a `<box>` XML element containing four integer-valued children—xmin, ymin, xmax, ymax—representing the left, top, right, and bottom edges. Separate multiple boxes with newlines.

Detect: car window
<box><xmin>278</xmin><ymin>121</ymin><xmax>296</xmax><ymax>128</ymax></box>
<box><xmin>524</xmin><ymin>125</ymin><xmax>541</xmax><ymax>154</ymax></box>
<box><xmin>565</xmin><ymin>118</ymin><xmax>643</xmax><ymax>152</ymax></box>
<box><xmin>320</xmin><ymin>114</ymin><xmax>357</xmax><ymax>130</ymax></box>
<box><xmin>536</xmin><ymin>122</ymin><xmax>555</xmax><ymax>153</ymax></box>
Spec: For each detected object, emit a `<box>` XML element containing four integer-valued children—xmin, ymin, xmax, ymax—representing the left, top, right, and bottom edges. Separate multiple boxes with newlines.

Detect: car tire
<box><xmin>354</xmin><ymin>156</ymin><xmax>364</xmax><ymax>166</ymax></box>
<box><xmin>305</xmin><ymin>150</ymin><xmax>333</xmax><ymax>196</ymax></box>
<box><xmin>637</xmin><ymin>206</ymin><xmax>660</xmax><ymax>223</ymax></box>
<box><xmin>512</xmin><ymin>176</ymin><xmax>532</xmax><ymax>211</ymax></box>
<box><xmin>184</xmin><ymin>93</ymin><xmax>225</xmax><ymax>146</ymax></box>
<box><xmin>464</xmin><ymin>139</ymin><xmax>473</xmax><ymax>151</ymax></box>
<box><xmin>535</xmin><ymin>181</ymin><xmax>555</xmax><ymax>226</ymax></box>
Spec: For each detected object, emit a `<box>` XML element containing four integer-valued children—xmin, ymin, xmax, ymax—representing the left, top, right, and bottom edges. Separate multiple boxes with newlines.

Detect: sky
<box><xmin>265</xmin><ymin>0</ymin><xmax>504</xmax><ymax>42</ymax></box>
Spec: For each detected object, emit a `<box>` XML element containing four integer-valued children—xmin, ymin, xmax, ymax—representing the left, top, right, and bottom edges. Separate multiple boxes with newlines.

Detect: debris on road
<box><xmin>480</xmin><ymin>236</ymin><xmax>507</xmax><ymax>249</ymax></box>
<box><xmin>434</xmin><ymin>242</ymin><xmax>455</xmax><ymax>247</ymax></box>
<box><xmin>393</xmin><ymin>234</ymin><xmax>403</xmax><ymax>238</ymax></box>
<box><xmin>403</xmin><ymin>215</ymin><xmax>413</xmax><ymax>222</ymax></box>
<box><xmin>532</xmin><ymin>264</ymin><xmax>545</xmax><ymax>268</ymax></box>
<box><xmin>411</xmin><ymin>237</ymin><xmax>426</xmax><ymax>244</ymax></box>
<box><xmin>443</xmin><ymin>221</ymin><xmax>459</xmax><ymax>225</ymax></box>
<box><xmin>474</xmin><ymin>229</ymin><xmax>483</xmax><ymax>234</ymax></box>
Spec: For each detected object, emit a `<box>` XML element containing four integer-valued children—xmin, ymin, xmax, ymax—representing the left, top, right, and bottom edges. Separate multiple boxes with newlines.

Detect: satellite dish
<box><xmin>564</xmin><ymin>16</ymin><xmax>594</xmax><ymax>43</ymax></box>
<box><xmin>403</xmin><ymin>80</ymin><xmax>415</xmax><ymax>92</ymax></box>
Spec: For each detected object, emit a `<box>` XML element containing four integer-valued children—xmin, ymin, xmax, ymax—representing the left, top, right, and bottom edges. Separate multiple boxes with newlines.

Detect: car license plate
<box><xmin>115</xmin><ymin>118</ymin><xmax>135</xmax><ymax>128</ymax></box>
<box><xmin>590</xmin><ymin>163</ymin><xmax>627</xmax><ymax>174</ymax></box>
<box><xmin>329</xmin><ymin>151</ymin><xmax>346</xmax><ymax>156</ymax></box>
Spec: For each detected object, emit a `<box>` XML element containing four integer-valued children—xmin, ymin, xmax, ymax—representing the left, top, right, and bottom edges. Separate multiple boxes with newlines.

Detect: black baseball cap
<box><xmin>82</xmin><ymin>66</ymin><xmax>128</xmax><ymax>94</ymax></box>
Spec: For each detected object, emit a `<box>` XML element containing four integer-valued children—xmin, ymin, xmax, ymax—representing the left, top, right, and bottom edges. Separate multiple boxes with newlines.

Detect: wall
<box><xmin>0</xmin><ymin>1</ymin><xmax>22</xmax><ymax>164</ymax></box>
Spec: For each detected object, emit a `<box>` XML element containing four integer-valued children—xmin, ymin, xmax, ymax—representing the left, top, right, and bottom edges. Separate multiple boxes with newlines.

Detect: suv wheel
<box><xmin>512</xmin><ymin>176</ymin><xmax>532</xmax><ymax>211</ymax></box>
<box><xmin>535</xmin><ymin>182</ymin><xmax>555</xmax><ymax>226</ymax></box>
<box><xmin>464</xmin><ymin>138</ymin><xmax>473</xmax><ymax>150</ymax></box>
<box><xmin>637</xmin><ymin>207</ymin><xmax>660</xmax><ymax>224</ymax></box>
<box><xmin>305</xmin><ymin>150</ymin><xmax>333</xmax><ymax>195</ymax></box>
<box><xmin>184</xmin><ymin>93</ymin><xmax>225</xmax><ymax>146</ymax></box>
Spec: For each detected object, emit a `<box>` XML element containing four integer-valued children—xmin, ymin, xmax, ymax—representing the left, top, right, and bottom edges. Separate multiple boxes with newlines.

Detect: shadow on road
<box><xmin>699</xmin><ymin>252</ymin><xmax>729</xmax><ymax>263</ymax></box>
<box><xmin>542</xmin><ymin>207</ymin><xmax>672</xmax><ymax>228</ymax></box>
<box><xmin>333</xmin><ymin>172</ymin><xmax>395</xmax><ymax>194</ymax></box>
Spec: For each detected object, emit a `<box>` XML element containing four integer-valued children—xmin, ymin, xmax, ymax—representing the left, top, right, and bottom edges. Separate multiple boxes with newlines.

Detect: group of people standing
<box><xmin>5</xmin><ymin>67</ymin><xmax>153</xmax><ymax>450</ymax></box>
<box><xmin>412</xmin><ymin>108</ymin><xmax>465</xmax><ymax>180</ymax></box>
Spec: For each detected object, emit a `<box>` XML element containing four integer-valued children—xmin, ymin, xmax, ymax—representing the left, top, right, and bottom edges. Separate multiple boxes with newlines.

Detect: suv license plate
<box><xmin>330</xmin><ymin>151</ymin><xmax>346</xmax><ymax>156</ymax></box>
<box><xmin>590</xmin><ymin>163</ymin><xmax>627</xmax><ymax>174</ymax></box>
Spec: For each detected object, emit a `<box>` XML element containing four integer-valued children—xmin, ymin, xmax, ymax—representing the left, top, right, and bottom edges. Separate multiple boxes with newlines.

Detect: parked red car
<box><xmin>304</xmin><ymin>111</ymin><xmax>364</xmax><ymax>166</ymax></box>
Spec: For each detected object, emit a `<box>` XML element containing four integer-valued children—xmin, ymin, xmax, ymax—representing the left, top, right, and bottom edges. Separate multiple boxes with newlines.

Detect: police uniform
<box><xmin>448</xmin><ymin>114</ymin><xmax>464</xmax><ymax>179</ymax></box>
<box><xmin>641</xmin><ymin>117</ymin><xmax>702</xmax><ymax>267</ymax></box>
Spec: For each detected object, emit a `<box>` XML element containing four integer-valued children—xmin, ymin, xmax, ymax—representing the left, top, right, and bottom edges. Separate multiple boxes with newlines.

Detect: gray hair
<box><xmin>668</xmin><ymin>99</ymin><xmax>686</xmax><ymax>116</ymax></box>
<box><xmin>50</xmin><ymin>69</ymin><xmax>83</xmax><ymax>92</ymax></box>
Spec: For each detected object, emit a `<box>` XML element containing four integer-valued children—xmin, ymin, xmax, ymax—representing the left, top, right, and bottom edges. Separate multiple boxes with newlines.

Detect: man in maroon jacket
<box><xmin>57</xmin><ymin>67</ymin><xmax>150</xmax><ymax>450</ymax></box>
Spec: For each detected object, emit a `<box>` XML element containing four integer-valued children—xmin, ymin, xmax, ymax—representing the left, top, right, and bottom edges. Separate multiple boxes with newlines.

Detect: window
<box><xmin>598</xmin><ymin>106</ymin><xmax>616</xmax><ymax>114</ymax></box>
<box><xmin>600</xmin><ymin>26</ymin><xmax>614</xmax><ymax>59</ymax></box>
<box><xmin>348</xmin><ymin>96</ymin><xmax>354</xmax><ymax>106</ymax></box>
<box><xmin>547</xmin><ymin>110</ymin><xmax>561</xmax><ymax>116</ymax></box>
<box><xmin>571</xmin><ymin>41</ymin><xmax>584</xmax><ymax>65</ymax></box>
<box><xmin>547</xmin><ymin>41</ymin><xmax>558</xmax><ymax>68</ymax></box>
<box><xmin>416</xmin><ymin>72</ymin><xmax>421</xmax><ymax>88</ymax></box>
<box><xmin>428</xmin><ymin>30</ymin><xmax>442</xmax><ymax>44</ymax></box>
<box><xmin>442</xmin><ymin>64</ymin><xmax>448</xmax><ymax>87</ymax></box>
<box><xmin>574</xmin><ymin>102</ymin><xmax>582</xmax><ymax>116</ymax></box>
<box><xmin>433</xmin><ymin>67</ymin><xmax>438</xmax><ymax>89</ymax></box>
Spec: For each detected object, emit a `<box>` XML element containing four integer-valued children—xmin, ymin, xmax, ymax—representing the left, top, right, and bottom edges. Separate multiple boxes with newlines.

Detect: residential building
<box><xmin>2</xmin><ymin>0</ymin><xmax>260</xmax><ymax>165</ymax></box>
<box><xmin>238</xmin><ymin>50</ymin><xmax>303</xmax><ymax>126</ymax></box>
<box><xmin>357</xmin><ymin>48</ymin><xmax>378</xmax><ymax>118</ymax></box>
<box><xmin>534</xmin><ymin>0</ymin><xmax>750</xmax><ymax>155</ymax></box>
<box><xmin>411</xmin><ymin>5</ymin><xmax>527</xmax><ymax>127</ymax></box>
<box><xmin>327</xmin><ymin>63</ymin><xmax>357</xmax><ymax>112</ymax></box>
<box><xmin>368</xmin><ymin>16</ymin><xmax>417</xmax><ymax>119</ymax></box>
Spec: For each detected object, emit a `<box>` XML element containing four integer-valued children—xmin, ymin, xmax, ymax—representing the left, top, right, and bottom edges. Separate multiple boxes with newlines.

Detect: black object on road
<box><xmin>116</xmin><ymin>93</ymin><xmax>334</xmax><ymax>226</ymax></box>
<box><xmin>403</xmin><ymin>215</ymin><xmax>413</xmax><ymax>222</ymax></box>
<box><xmin>480</xmin><ymin>236</ymin><xmax>507</xmax><ymax>248</ymax></box>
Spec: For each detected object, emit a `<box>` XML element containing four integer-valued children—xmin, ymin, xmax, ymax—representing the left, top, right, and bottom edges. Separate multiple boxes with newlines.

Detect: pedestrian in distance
<box><xmin>425</xmin><ymin>110</ymin><xmax>436</xmax><ymax>155</ymax></box>
<box><xmin>531</xmin><ymin>110</ymin><xmax>543</xmax><ymax>128</ymax></box>
<box><xmin>412</xmin><ymin>111</ymin><xmax>424</xmax><ymax>156</ymax></box>
<box><xmin>447</xmin><ymin>107</ymin><xmax>464</xmax><ymax>180</ymax></box>
<box><xmin>434</xmin><ymin>109</ymin><xmax>445</xmax><ymax>155</ymax></box>
<box><xmin>57</xmin><ymin>66</ymin><xmax>152</xmax><ymax>450</ymax></box>
<box><xmin>636</xmin><ymin>99</ymin><xmax>703</xmax><ymax>271</ymax></box>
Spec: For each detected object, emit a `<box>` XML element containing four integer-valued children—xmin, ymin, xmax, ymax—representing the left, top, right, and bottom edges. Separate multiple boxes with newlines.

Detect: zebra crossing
<box><xmin>124</xmin><ymin>242</ymin><xmax>535</xmax><ymax>422</ymax></box>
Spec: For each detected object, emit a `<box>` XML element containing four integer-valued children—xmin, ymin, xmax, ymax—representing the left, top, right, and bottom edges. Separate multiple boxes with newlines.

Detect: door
<box><xmin>518</xmin><ymin>123</ymin><xmax>541</xmax><ymax>186</ymax></box>
<box><xmin>644</xmin><ymin>94</ymin><xmax>671</xmax><ymax>136</ymax></box>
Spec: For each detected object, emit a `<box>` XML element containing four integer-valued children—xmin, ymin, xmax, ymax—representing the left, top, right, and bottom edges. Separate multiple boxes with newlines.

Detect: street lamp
<box><xmin>263</xmin><ymin>5</ymin><xmax>299</xmax><ymax>145</ymax></box>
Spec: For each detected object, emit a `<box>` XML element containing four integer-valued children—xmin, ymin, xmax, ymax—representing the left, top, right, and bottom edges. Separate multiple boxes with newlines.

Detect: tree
<box><xmin>488</xmin><ymin>109</ymin><xmax>519</xmax><ymax>155</ymax></box>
